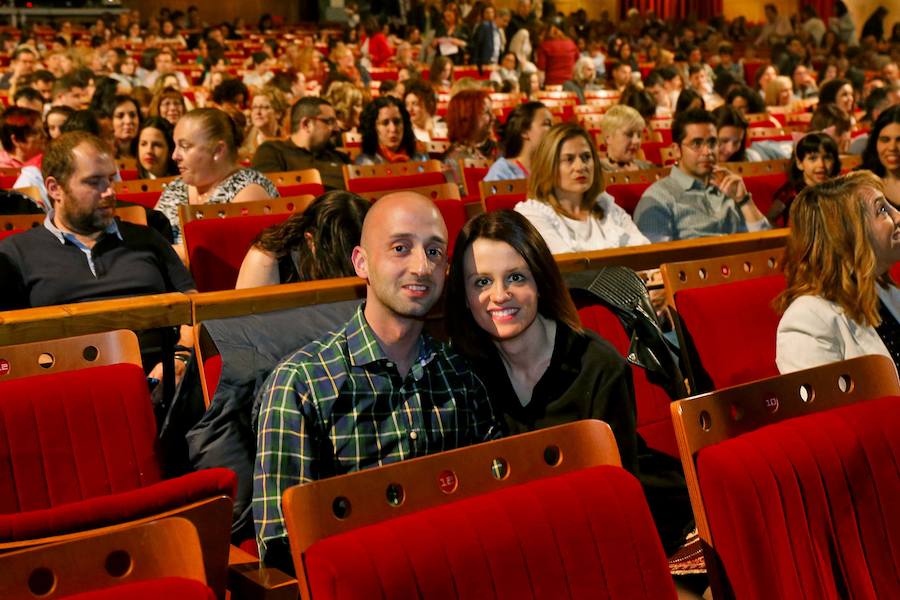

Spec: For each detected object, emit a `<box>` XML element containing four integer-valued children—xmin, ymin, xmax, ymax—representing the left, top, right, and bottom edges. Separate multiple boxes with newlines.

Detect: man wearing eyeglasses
<box><xmin>634</xmin><ymin>108</ymin><xmax>770</xmax><ymax>243</ymax></box>
<box><xmin>251</xmin><ymin>97</ymin><xmax>349</xmax><ymax>190</ymax></box>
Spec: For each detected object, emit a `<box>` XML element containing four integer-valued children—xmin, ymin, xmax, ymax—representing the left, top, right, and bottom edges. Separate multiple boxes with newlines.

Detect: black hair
<box><xmin>712</xmin><ymin>105</ymin><xmax>749</xmax><ymax>162</ymax></box>
<box><xmin>358</xmin><ymin>95</ymin><xmax>418</xmax><ymax>157</ymax></box>
<box><xmin>131</xmin><ymin>116</ymin><xmax>179</xmax><ymax>178</ymax></box>
<box><xmin>620</xmin><ymin>85</ymin><xmax>656</xmax><ymax>120</ymax></box>
<box><xmin>674</xmin><ymin>88</ymin><xmax>705</xmax><ymax>115</ymax></box>
<box><xmin>726</xmin><ymin>84</ymin><xmax>767</xmax><ymax>114</ymax></box>
<box><xmin>500</xmin><ymin>101</ymin><xmax>547</xmax><ymax>158</ymax></box>
<box><xmin>61</xmin><ymin>110</ymin><xmax>102</xmax><ymax>136</ymax></box>
<box><xmin>861</xmin><ymin>105</ymin><xmax>900</xmax><ymax>177</ymax></box>
<box><xmin>819</xmin><ymin>78</ymin><xmax>852</xmax><ymax>106</ymax></box>
<box><xmin>211</xmin><ymin>78</ymin><xmax>248</xmax><ymax>105</ymax></box>
<box><xmin>789</xmin><ymin>132</ymin><xmax>840</xmax><ymax>187</ymax></box>
<box><xmin>672</xmin><ymin>107</ymin><xmax>715</xmax><ymax>145</ymax></box>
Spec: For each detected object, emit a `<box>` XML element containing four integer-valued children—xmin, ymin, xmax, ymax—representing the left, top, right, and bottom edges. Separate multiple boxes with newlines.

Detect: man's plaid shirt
<box><xmin>253</xmin><ymin>305</ymin><xmax>501</xmax><ymax>559</ymax></box>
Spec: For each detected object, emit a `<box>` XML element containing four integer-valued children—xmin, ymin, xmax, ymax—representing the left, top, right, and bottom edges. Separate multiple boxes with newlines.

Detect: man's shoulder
<box><xmin>267</xmin><ymin>326</ymin><xmax>352</xmax><ymax>395</ymax></box>
<box><xmin>257</xmin><ymin>139</ymin><xmax>302</xmax><ymax>154</ymax></box>
<box><xmin>0</xmin><ymin>225</ymin><xmax>54</xmax><ymax>255</ymax></box>
<box><xmin>639</xmin><ymin>173</ymin><xmax>680</xmax><ymax>202</ymax></box>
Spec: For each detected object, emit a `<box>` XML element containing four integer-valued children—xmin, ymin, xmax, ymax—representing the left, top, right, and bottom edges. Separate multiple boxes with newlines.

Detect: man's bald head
<box><xmin>359</xmin><ymin>192</ymin><xmax>448</xmax><ymax>250</ymax></box>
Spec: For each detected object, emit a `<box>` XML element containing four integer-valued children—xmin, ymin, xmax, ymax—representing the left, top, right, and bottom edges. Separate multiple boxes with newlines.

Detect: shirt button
<box><xmin>409</xmin><ymin>430</ymin><xmax>418</xmax><ymax>441</ymax></box>
<box><xmin>385</xmin><ymin>361</ymin><xmax>394</xmax><ymax>368</ymax></box>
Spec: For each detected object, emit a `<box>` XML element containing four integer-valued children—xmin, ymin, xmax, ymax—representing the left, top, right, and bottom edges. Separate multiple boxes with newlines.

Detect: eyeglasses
<box><xmin>682</xmin><ymin>137</ymin><xmax>719</xmax><ymax>152</ymax></box>
<box><xmin>315</xmin><ymin>116</ymin><xmax>337</xmax><ymax>127</ymax></box>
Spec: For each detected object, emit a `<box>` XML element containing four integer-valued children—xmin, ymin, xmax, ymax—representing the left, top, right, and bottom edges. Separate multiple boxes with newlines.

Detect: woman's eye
<box><xmin>508</xmin><ymin>273</ymin><xmax>525</xmax><ymax>283</ymax></box>
<box><xmin>474</xmin><ymin>277</ymin><xmax>491</xmax><ymax>288</ymax></box>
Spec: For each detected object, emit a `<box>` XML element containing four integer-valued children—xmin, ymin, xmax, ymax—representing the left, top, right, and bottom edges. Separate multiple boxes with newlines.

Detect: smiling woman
<box><xmin>154</xmin><ymin>108</ymin><xmax>279</xmax><ymax>244</ymax></box>
<box><xmin>514</xmin><ymin>122</ymin><xmax>648</xmax><ymax>254</ymax></box>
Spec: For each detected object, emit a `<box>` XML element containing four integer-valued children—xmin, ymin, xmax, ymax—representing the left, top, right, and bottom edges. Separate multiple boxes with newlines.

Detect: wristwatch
<box><xmin>735</xmin><ymin>194</ymin><xmax>751</xmax><ymax>207</ymax></box>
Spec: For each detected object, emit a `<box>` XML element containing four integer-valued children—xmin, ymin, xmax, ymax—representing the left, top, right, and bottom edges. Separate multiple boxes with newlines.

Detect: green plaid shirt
<box><xmin>253</xmin><ymin>305</ymin><xmax>501</xmax><ymax>559</ymax></box>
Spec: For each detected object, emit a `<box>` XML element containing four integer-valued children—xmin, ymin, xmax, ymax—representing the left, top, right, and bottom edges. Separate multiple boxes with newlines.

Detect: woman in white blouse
<box><xmin>515</xmin><ymin>123</ymin><xmax>649</xmax><ymax>254</ymax></box>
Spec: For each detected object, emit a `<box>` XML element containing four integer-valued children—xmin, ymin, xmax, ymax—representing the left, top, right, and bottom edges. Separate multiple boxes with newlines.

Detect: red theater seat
<box><xmin>284</xmin><ymin>421</ymin><xmax>676</xmax><ymax>600</ymax></box>
<box><xmin>183</xmin><ymin>213</ymin><xmax>291</xmax><ymax>291</ymax></box>
<box><xmin>743</xmin><ymin>172</ymin><xmax>788</xmax><ymax>217</ymax></box>
<box><xmin>433</xmin><ymin>198</ymin><xmax>466</xmax><ymax>256</ymax></box>
<box><xmin>606</xmin><ymin>180</ymin><xmax>655</xmax><ymax>216</ymax></box>
<box><xmin>671</xmin><ymin>356</ymin><xmax>900</xmax><ymax>599</ymax></box>
<box><xmin>479</xmin><ymin>178</ymin><xmax>527</xmax><ymax>213</ymax></box>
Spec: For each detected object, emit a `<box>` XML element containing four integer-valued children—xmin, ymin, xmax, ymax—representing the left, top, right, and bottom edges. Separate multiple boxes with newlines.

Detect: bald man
<box><xmin>253</xmin><ymin>192</ymin><xmax>500</xmax><ymax>571</ymax></box>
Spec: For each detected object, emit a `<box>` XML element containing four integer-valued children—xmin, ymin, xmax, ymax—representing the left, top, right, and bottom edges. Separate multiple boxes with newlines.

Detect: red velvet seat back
<box><xmin>484</xmin><ymin>193</ymin><xmax>525</xmax><ymax>213</ymax></box>
<box><xmin>305</xmin><ymin>465</ymin><xmax>677</xmax><ymax>600</ymax></box>
<box><xmin>118</xmin><ymin>191</ymin><xmax>162</xmax><ymax>209</ymax></box>
<box><xmin>0</xmin><ymin>228</ymin><xmax>23</xmax><ymax>240</ymax></box>
<box><xmin>462</xmin><ymin>167</ymin><xmax>488</xmax><ymax>201</ymax></box>
<box><xmin>275</xmin><ymin>182</ymin><xmax>325</xmax><ymax>197</ymax></box>
<box><xmin>675</xmin><ymin>274</ymin><xmax>785</xmax><ymax>389</ymax></box>
<box><xmin>697</xmin><ymin>395</ymin><xmax>900</xmax><ymax>599</ymax></box>
<box><xmin>606</xmin><ymin>181</ymin><xmax>653</xmax><ymax>216</ymax></box>
<box><xmin>0</xmin><ymin>364</ymin><xmax>161</xmax><ymax>514</ymax></box>
<box><xmin>183</xmin><ymin>213</ymin><xmax>291</xmax><ymax>292</ymax></box>
<box><xmin>743</xmin><ymin>172</ymin><xmax>787</xmax><ymax>217</ymax></box>
<box><xmin>576</xmin><ymin>302</ymin><xmax>677</xmax><ymax>457</ymax></box>
<box><xmin>891</xmin><ymin>261</ymin><xmax>899</xmax><ymax>283</ymax></box>
<box><xmin>346</xmin><ymin>172</ymin><xmax>447</xmax><ymax>194</ymax></box>
<box><xmin>433</xmin><ymin>199</ymin><xmax>465</xmax><ymax>256</ymax></box>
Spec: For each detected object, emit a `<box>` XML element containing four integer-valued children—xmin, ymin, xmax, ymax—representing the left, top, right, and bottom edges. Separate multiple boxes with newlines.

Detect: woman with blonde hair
<box><xmin>515</xmin><ymin>122</ymin><xmax>649</xmax><ymax>254</ymax></box>
<box><xmin>598</xmin><ymin>105</ymin><xmax>654</xmax><ymax>172</ymax></box>
<box><xmin>775</xmin><ymin>171</ymin><xmax>900</xmax><ymax>373</ymax></box>
<box><xmin>328</xmin><ymin>43</ymin><xmax>364</xmax><ymax>87</ymax></box>
<box><xmin>240</xmin><ymin>86</ymin><xmax>289</xmax><ymax>158</ymax></box>
<box><xmin>764</xmin><ymin>75</ymin><xmax>794</xmax><ymax>107</ymax></box>
<box><xmin>324</xmin><ymin>81</ymin><xmax>365</xmax><ymax>134</ymax></box>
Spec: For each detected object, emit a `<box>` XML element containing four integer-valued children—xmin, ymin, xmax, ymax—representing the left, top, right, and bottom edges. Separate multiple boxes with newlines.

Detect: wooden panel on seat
<box><xmin>283</xmin><ymin>420</ymin><xmax>620</xmax><ymax>582</ymax></box>
<box><xmin>343</xmin><ymin>159</ymin><xmax>444</xmax><ymax>180</ymax></box>
<box><xmin>719</xmin><ymin>158</ymin><xmax>790</xmax><ymax>177</ymax></box>
<box><xmin>0</xmin><ymin>329</ymin><xmax>142</xmax><ymax>380</ymax></box>
<box><xmin>113</xmin><ymin>177</ymin><xmax>178</xmax><ymax>194</ymax></box>
<box><xmin>115</xmin><ymin>204</ymin><xmax>148</xmax><ymax>226</ymax></box>
<box><xmin>670</xmin><ymin>355</ymin><xmax>900</xmax><ymax>598</ymax></box>
<box><xmin>266</xmin><ymin>168</ymin><xmax>325</xmax><ymax>196</ymax></box>
<box><xmin>0</xmin><ymin>213</ymin><xmax>43</xmax><ymax>232</ymax></box>
<box><xmin>0</xmin><ymin>293</ymin><xmax>192</xmax><ymax>346</ymax></box>
<box><xmin>660</xmin><ymin>247</ymin><xmax>785</xmax><ymax>307</ymax></box>
<box><xmin>355</xmin><ymin>182</ymin><xmax>460</xmax><ymax>202</ymax></box>
<box><xmin>178</xmin><ymin>195</ymin><xmax>316</xmax><ymax>224</ymax></box>
<box><xmin>479</xmin><ymin>177</ymin><xmax>527</xmax><ymax>213</ymax></box>
<box><xmin>0</xmin><ymin>518</ymin><xmax>208</xmax><ymax>599</ymax></box>
<box><xmin>602</xmin><ymin>166</ymin><xmax>671</xmax><ymax>186</ymax></box>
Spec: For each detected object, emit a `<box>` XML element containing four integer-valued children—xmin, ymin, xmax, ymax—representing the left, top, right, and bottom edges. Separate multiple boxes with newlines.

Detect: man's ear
<box><xmin>671</xmin><ymin>142</ymin><xmax>682</xmax><ymax>163</ymax></box>
<box><xmin>351</xmin><ymin>245</ymin><xmax>368</xmax><ymax>280</ymax></box>
<box><xmin>45</xmin><ymin>176</ymin><xmax>64</xmax><ymax>205</ymax></box>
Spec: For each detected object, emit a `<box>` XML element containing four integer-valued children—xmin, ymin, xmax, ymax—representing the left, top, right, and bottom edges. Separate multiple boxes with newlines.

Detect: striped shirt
<box><xmin>253</xmin><ymin>305</ymin><xmax>501</xmax><ymax>560</ymax></box>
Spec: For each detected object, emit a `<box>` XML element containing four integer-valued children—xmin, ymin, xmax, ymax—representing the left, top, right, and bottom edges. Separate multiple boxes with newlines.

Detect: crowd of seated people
<box><xmin>0</xmin><ymin>3</ymin><xmax>899</xmax><ymax>597</ymax></box>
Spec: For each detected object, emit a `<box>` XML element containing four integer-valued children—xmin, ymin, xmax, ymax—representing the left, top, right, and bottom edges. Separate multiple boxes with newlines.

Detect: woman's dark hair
<box><xmin>500</xmin><ymin>101</ymin><xmax>546</xmax><ymax>158</ymax></box>
<box><xmin>403</xmin><ymin>78</ymin><xmax>437</xmax><ymax>115</ymax></box>
<box><xmin>712</xmin><ymin>105</ymin><xmax>749</xmax><ymax>162</ymax></box>
<box><xmin>518</xmin><ymin>71</ymin><xmax>537</xmax><ymax>96</ymax></box>
<box><xmin>89</xmin><ymin>77</ymin><xmax>121</xmax><ymax>116</ymax></box>
<box><xmin>131</xmin><ymin>116</ymin><xmax>178</xmax><ymax>178</ymax></box>
<box><xmin>674</xmin><ymin>88</ymin><xmax>705</xmax><ymax>115</ymax></box>
<box><xmin>620</xmin><ymin>84</ymin><xmax>656</xmax><ymax>120</ymax></box>
<box><xmin>359</xmin><ymin>95</ymin><xmax>417</xmax><ymax>157</ymax></box>
<box><xmin>105</xmin><ymin>95</ymin><xmax>141</xmax><ymax>124</ymax></box>
<box><xmin>861</xmin><ymin>104</ymin><xmax>900</xmax><ymax>177</ymax></box>
<box><xmin>429</xmin><ymin>55</ymin><xmax>453</xmax><ymax>85</ymax></box>
<box><xmin>254</xmin><ymin>191</ymin><xmax>370</xmax><ymax>281</ymax></box>
<box><xmin>61</xmin><ymin>110</ymin><xmax>102</xmax><ymax>136</ymax></box>
<box><xmin>446</xmin><ymin>210</ymin><xmax>582</xmax><ymax>360</ymax></box>
<box><xmin>818</xmin><ymin>78</ymin><xmax>851</xmax><ymax>106</ymax></box>
<box><xmin>726</xmin><ymin>85</ymin><xmax>767</xmax><ymax>114</ymax></box>
<box><xmin>789</xmin><ymin>132</ymin><xmax>840</xmax><ymax>186</ymax></box>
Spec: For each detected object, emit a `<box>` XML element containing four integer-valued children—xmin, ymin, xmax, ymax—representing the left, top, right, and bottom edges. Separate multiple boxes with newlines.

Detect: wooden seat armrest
<box><xmin>228</xmin><ymin>544</ymin><xmax>298</xmax><ymax>600</ymax></box>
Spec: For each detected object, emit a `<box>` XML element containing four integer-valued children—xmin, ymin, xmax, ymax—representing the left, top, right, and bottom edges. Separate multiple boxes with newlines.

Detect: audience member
<box><xmin>598</xmin><ymin>105</ymin><xmax>654</xmax><ymax>172</ymax></box>
<box><xmin>323</xmin><ymin>81</ymin><xmax>364</xmax><ymax>135</ymax></box>
<box><xmin>442</xmin><ymin>89</ymin><xmax>496</xmax><ymax>188</ymax></box>
<box><xmin>563</xmin><ymin>56</ymin><xmax>601</xmax><ymax>104</ymax></box>
<box><xmin>236</xmin><ymin>190</ymin><xmax>369</xmax><ymax>288</ymax></box>
<box><xmin>485</xmin><ymin>101</ymin><xmax>551</xmax><ymax>181</ymax></box>
<box><xmin>13</xmin><ymin>87</ymin><xmax>45</xmax><ymax>112</ymax></box>
<box><xmin>767</xmin><ymin>132</ymin><xmax>841</xmax><ymax>226</ymax></box>
<box><xmin>253</xmin><ymin>192</ymin><xmax>500</xmax><ymax>572</ymax></box>
<box><xmin>861</xmin><ymin>105</ymin><xmax>900</xmax><ymax>204</ymax></box>
<box><xmin>132</xmin><ymin>116</ymin><xmax>178</xmax><ymax>179</ymax></box>
<box><xmin>241</xmin><ymin>86</ymin><xmax>288</xmax><ymax>158</ymax></box>
<box><xmin>516</xmin><ymin>122</ymin><xmax>648</xmax><ymax>253</ymax></box>
<box><xmin>0</xmin><ymin>107</ymin><xmax>46</xmax><ymax>168</ymax></box>
<box><xmin>536</xmin><ymin>24</ymin><xmax>579</xmax><ymax>86</ymax></box>
<box><xmin>156</xmin><ymin>108</ymin><xmax>279</xmax><ymax>244</ymax></box>
<box><xmin>403</xmin><ymin>79</ymin><xmax>445</xmax><ymax>143</ymax></box>
<box><xmin>764</xmin><ymin>76</ymin><xmax>794</xmax><ymax>107</ymax></box>
<box><xmin>776</xmin><ymin>171</ymin><xmax>899</xmax><ymax>374</ymax></box>
<box><xmin>44</xmin><ymin>105</ymin><xmax>74</xmax><ymax>140</ymax></box>
<box><xmin>251</xmin><ymin>97</ymin><xmax>349</xmax><ymax>191</ymax></box>
<box><xmin>819</xmin><ymin>78</ymin><xmax>856</xmax><ymax>115</ymax></box>
<box><xmin>355</xmin><ymin>96</ymin><xmax>428</xmax><ymax>165</ymax></box>
<box><xmin>713</xmin><ymin>105</ymin><xmax>761</xmax><ymax>163</ymax></box>
<box><xmin>634</xmin><ymin>108</ymin><xmax>769</xmax><ymax>242</ymax></box>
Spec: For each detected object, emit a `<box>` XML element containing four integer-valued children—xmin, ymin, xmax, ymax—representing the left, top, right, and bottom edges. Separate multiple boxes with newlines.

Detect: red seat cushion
<box><xmin>61</xmin><ymin>577</ymin><xmax>216</xmax><ymax>600</ymax></box>
<box><xmin>697</xmin><ymin>395</ymin><xmax>900</xmax><ymax>599</ymax></box>
<box><xmin>744</xmin><ymin>172</ymin><xmax>787</xmax><ymax>217</ymax></box>
<box><xmin>346</xmin><ymin>172</ymin><xmax>447</xmax><ymax>194</ymax></box>
<box><xmin>484</xmin><ymin>193</ymin><xmax>525</xmax><ymax>213</ymax></box>
<box><xmin>305</xmin><ymin>465</ymin><xmax>676</xmax><ymax>600</ymax></box>
<box><xmin>183</xmin><ymin>213</ymin><xmax>291</xmax><ymax>292</ymax></box>
<box><xmin>576</xmin><ymin>302</ymin><xmax>677</xmax><ymax>457</ymax></box>
<box><xmin>0</xmin><ymin>363</ymin><xmax>237</xmax><ymax>541</ymax></box>
<box><xmin>674</xmin><ymin>274</ymin><xmax>785</xmax><ymax>390</ymax></box>
<box><xmin>606</xmin><ymin>182</ymin><xmax>654</xmax><ymax>216</ymax></box>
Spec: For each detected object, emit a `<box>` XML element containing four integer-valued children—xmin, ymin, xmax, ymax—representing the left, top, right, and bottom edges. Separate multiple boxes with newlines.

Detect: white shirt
<box><xmin>514</xmin><ymin>193</ymin><xmax>650</xmax><ymax>255</ymax></box>
<box><xmin>776</xmin><ymin>285</ymin><xmax>900</xmax><ymax>374</ymax></box>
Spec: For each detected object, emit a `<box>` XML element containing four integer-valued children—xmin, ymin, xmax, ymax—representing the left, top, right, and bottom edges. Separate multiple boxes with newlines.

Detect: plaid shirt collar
<box><xmin>345</xmin><ymin>304</ymin><xmax>438</xmax><ymax>373</ymax></box>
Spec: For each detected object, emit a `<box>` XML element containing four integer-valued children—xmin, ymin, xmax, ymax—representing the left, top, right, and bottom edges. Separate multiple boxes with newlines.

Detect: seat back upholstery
<box><xmin>343</xmin><ymin>160</ymin><xmax>447</xmax><ymax>194</ymax></box>
<box><xmin>479</xmin><ymin>178</ymin><xmax>527</xmax><ymax>213</ymax></box>
<box><xmin>575</xmin><ymin>300</ymin><xmax>677</xmax><ymax>457</ymax></box>
<box><xmin>0</xmin><ymin>363</ymin><xmax>162</xmax><ymax>514</ymax></box>
<box><xmin>602</xmin><ymin>167</ymin><xmax>671</xmax><ymax>216</ymax></box>
<box><xmin>671</xmin><ymin>355</ymin><xmax>900</xmax><ymax>599</ymax></box>
<box><xmin>182</xmin><ymin>213</ymin><xmax>292</xmax><ymax>291</ymax></box>
<box><xmin>284</xmin><ymin>420</ymin><xmax>676</xmax><ymax>600</ymax></box>
<box><xmin>662</xmin><ymin>249</ymin><xmax>785</xmax><ymax>392</ymax></box>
